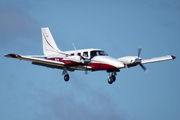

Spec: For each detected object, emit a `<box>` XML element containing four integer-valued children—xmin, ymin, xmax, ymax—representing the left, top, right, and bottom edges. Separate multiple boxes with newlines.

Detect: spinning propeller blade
<box><xmin>72</xmin><ymin>43</ymin><xmax>91</xmax><ymax>75</ymax></box>
<box><xmin>137</xmin><ymin>46</ymin><xmax>148</xmax><ymax>72</ymax></box>
<box><xmin>140</xmin><ymin>64</ymin><xmax>147</xmax><ymax>72</ymax></box>
<box><xmin>138</xmin><ymin>46</ymin><xmax>141</xmax><ymax>58</ymax></box>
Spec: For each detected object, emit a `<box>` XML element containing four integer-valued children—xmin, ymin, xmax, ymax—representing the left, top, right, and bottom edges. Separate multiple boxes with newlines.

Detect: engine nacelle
<box><xmin>117</xmin><ymin>56</ymin><xmax>139</xmax><ymax>64</ymax></box>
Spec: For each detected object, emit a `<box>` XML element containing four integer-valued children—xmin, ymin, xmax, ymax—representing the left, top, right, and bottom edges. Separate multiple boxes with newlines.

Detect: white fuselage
<box><xmin>47</xmin><ymin>48</ymin><xmax>125</xmax><ymax>71</ymax></box>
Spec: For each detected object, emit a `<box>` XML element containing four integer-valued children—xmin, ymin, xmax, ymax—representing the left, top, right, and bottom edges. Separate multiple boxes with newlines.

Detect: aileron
<box><xmin>141</xmin><ymin>55</ymin><xmax>176</xmax><ymax>64</ymax></box>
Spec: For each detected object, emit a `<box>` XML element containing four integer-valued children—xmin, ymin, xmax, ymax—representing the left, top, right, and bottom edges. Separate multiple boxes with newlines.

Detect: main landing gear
<box><xmin>62</xmin><ymin>67</ymin><xmax>70</xmax><ymax>82</ymax></box>
<box><xmin>107</xmin><ymin>72</ymin><xmax>116</xmax><ymax>84</ymax></box>
<box><xmin>62</xmin><ymin>67</ymin><xmax>117</xmax><ymax>84</ymax></box>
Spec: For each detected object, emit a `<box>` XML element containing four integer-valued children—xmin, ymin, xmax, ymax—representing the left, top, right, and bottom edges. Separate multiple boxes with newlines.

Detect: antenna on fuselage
<box><xmin>72</xmin><ymin>43</ymin><xmax>91</xmax><ymax>75</ymax></box>
<box><xmin>72</xmin><ymin>43</ymin><xmax>77</xmax><ymax>56</ymax></box>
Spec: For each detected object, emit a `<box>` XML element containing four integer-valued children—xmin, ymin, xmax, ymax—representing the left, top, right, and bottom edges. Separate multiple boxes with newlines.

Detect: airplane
<box><xmin>5</xmin><ymin>27</ymin><xmax>176</xmax><ymax>84</ymax></box>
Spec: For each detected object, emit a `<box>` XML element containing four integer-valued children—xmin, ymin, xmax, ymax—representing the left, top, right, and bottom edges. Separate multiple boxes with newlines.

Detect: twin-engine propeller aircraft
<box><xmin>5</xmin><ymin>28</ymin><xmax>176</xmax><ymax>84</ymax></box>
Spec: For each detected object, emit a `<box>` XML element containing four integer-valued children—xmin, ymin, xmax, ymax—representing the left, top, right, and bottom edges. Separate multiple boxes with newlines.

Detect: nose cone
<box><xmin>92</xmin><ymin>56</ymin><xmax>124</xmax><ymax>69</ymax></box>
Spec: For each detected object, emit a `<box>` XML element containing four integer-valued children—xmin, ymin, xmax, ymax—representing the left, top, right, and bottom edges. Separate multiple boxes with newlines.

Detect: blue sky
<box><xmin>0</xmin><ymin>0</ymin><xmax>180</xmax><ymax>120</ymax></box>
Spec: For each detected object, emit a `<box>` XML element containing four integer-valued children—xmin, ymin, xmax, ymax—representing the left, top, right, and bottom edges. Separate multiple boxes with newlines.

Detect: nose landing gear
<box><xmin>64</xmin><ymin>74</ymin><xmax>70</xmax><ymax>82</ymax></box>
<box><xmin>107</xmin><ymin>72</ymin><xmax>116</xmax><ymax>84</ymax></box>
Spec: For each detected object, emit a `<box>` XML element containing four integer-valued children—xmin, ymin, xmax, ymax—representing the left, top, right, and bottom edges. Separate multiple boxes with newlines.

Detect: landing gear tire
<box><xmin>111</xmin><ymin>75</ymin><xmax>116</xmax><ymax>82</ymax></box>
<box><xmin>64</xmin><ymin>74</ymin><xmax>70</xmax><ymax>82</ymax></box>
<box><xmin>107</xmin><ymin>75</ymin><xmax>116</xmax><ymax>84</ymax></box>
<box><xmin>108</xmin><ymin>76</ymin><xmax>113</xmax><ymax>84</ymax></box>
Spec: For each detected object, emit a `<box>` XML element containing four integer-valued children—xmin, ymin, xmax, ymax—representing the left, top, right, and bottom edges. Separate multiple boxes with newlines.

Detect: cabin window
<box><xmin>78</xmin><ymin>53</ymin><xmax>81</xmax><ymax>56</ymax></box>
<box><xmin>71</xmin><ymin>53</ymin><xmax>81</xmax><ymax>56</ymax></box>
<box><xmin>83</xmin><ymin>52</ymin><xmax>88</xmax><ymax>57</ymax></box>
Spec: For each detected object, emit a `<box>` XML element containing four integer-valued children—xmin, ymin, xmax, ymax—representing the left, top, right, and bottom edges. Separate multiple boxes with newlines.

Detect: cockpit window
<box><xmin>90</xmin><ymin>50</ymin><xmax>108</xmax><ymax>58</ymax></box>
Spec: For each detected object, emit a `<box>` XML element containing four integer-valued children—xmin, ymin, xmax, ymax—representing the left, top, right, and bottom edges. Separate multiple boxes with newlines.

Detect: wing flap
<box><xmin>5</xmin><ymin>53</ymin><xmax>65</xmax><ymax>69</ymax></box>
<box><xmin>141</xmin><ymin>55</ymin><xmax>176</xmax><ymax>64</ymax></box>
<box><xmin>32</xmin><ymin>61</ymin><xmax>64</xmax><ymax>69</ymax></box>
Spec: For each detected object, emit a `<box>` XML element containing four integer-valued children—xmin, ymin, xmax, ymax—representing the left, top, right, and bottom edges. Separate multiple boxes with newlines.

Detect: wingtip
<box><xmin>171</xmin><ymin>55</ymin><xmax>176</xmax><ymax>59</ymax></box>
<box><xmin>4</xmin><ymin>53</ymin><xmax>21</xmax><ymax>58</ymax></box>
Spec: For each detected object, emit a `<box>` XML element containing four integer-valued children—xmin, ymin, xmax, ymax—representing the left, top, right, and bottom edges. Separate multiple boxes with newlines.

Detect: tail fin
<box><xmin>41</xmin><ymin>27</ymin><xmax>61</xmax><ymax>56</ymax></box>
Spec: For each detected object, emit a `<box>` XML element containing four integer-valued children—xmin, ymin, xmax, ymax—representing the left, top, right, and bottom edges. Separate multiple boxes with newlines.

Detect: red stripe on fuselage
<box><xmin>48</xmin><ymin>58</ymin><xmax>79</xmax><ymax>67</ymax></box>
<box><xmin>48</xmin><ymin>58</ymin><xmax>119</xmax><ymax>70</ymax></box>
<box><xmin>89</xmin><ymin>63</ymin><xmax>117</xmax><ymax>70</ymax></box>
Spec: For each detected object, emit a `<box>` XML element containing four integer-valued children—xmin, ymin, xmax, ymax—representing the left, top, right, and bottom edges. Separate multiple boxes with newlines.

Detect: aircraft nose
<box><xmin>93</xmin><ymin>56</ymin><xmax>124</xmax><ymax>69</ymax></box>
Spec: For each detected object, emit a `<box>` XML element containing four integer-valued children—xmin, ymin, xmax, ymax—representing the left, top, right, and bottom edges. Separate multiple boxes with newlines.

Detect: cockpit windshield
<box><xmin>90</xmin><ymin>50</ymin><xmax>108</xmax><ymax>58</ymax></box>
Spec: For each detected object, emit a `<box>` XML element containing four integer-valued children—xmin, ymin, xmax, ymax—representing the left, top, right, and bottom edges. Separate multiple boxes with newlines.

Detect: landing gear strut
<box><xmin>107</xmin><ymin>73</ymin><xmax>116</xmax><ymax>84</ymax></box>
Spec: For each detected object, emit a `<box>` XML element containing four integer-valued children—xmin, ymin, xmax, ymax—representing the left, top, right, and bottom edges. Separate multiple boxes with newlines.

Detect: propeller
<box><xmin>138</xmin><ymin>46</ymin><xmax>141</xmax><ymax>58</ymax></box>
<box><xmin>80</xmin><ymin>55</ymin><xmax>91</xmax><ymax>75</ymax></box>
<box><xmin>72</xmin><ymin>43</ymin><xmax>91</xmax><ymax>74</ymax></box>
<box><xmin>134</xmin><ymin>47</ymin><xmax>147</xmax><ymax>72</ymax></box>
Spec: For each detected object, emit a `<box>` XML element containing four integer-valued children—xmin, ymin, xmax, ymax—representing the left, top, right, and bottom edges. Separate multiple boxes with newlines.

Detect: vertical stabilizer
<box><xmin>41</xmin><ymin>27</ymin><xmax>61</xmax><ymax>56</ymax></box>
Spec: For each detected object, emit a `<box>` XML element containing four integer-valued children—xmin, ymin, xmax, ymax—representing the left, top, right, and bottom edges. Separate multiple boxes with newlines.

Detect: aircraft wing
<box><xmin>5</xmin><ymin>53</ymin><xmax>65</xmax><ymax>69</ymax></box>
<box><xmin>141</xmin><ymin>55</ymin><xmax>176</xmax><ymax>64</ymax></box>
